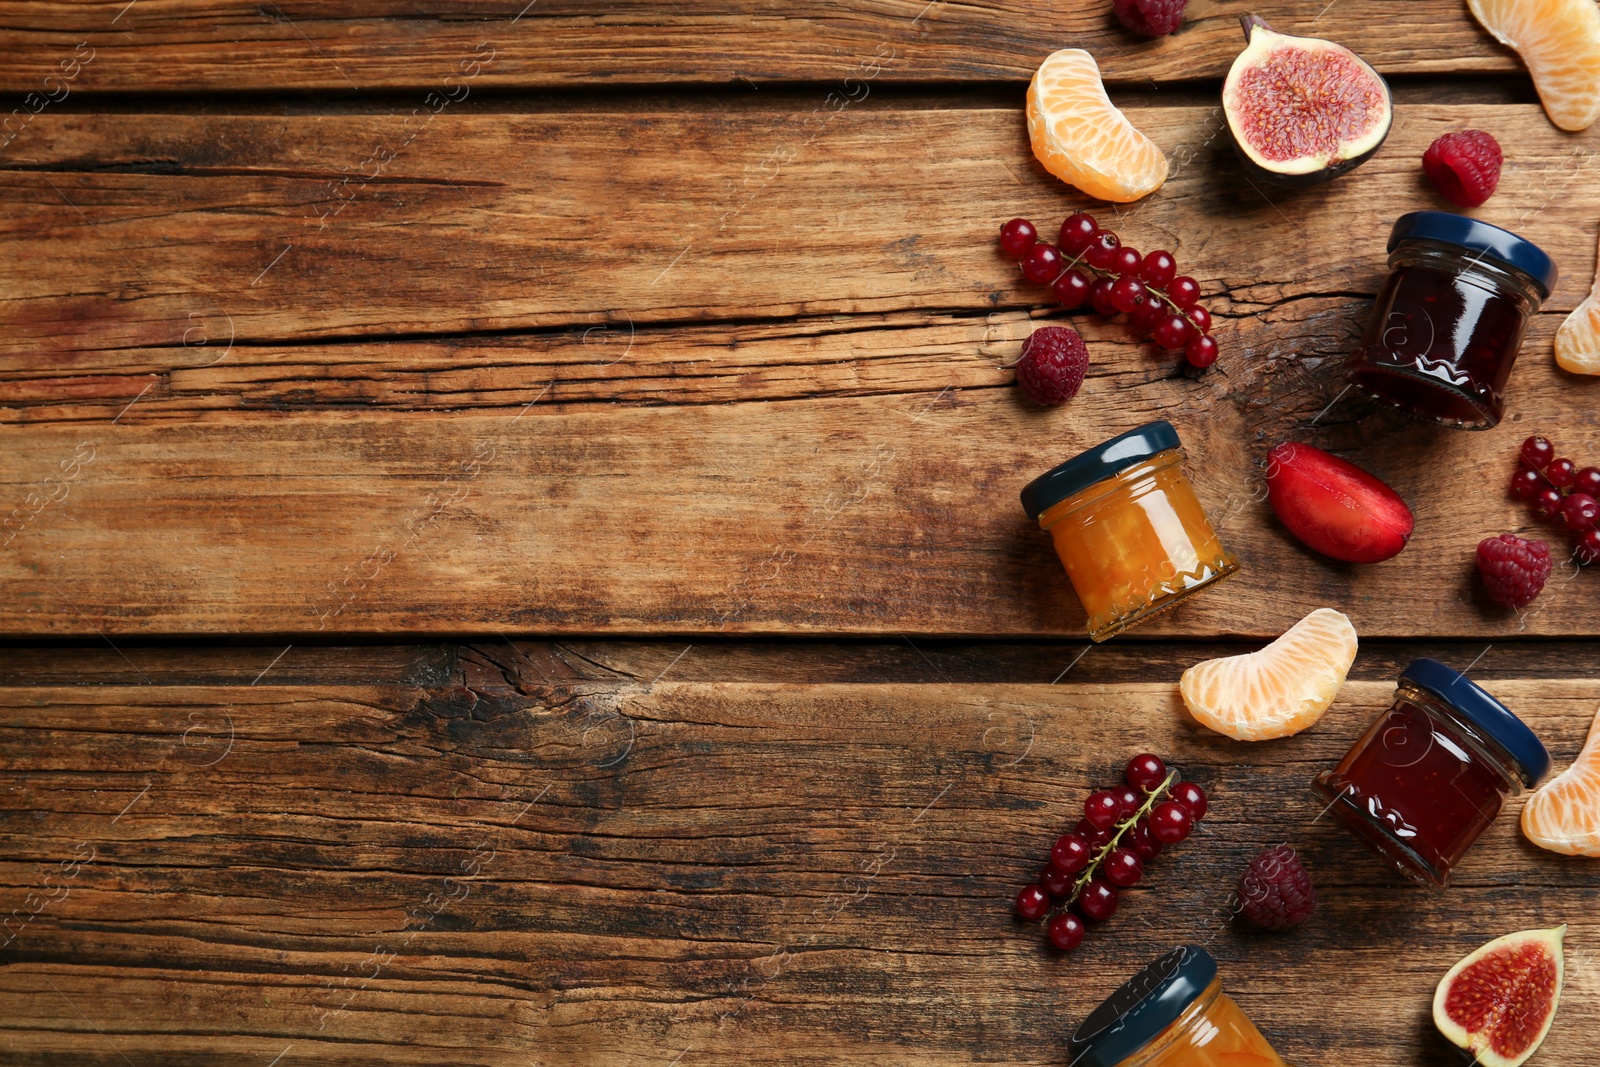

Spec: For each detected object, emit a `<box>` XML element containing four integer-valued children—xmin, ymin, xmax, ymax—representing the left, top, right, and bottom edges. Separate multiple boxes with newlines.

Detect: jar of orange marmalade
<box><xmin>1021</xmin><ymin>422</ymin><xmax>1238</xmax><ymax>641</ymax></box>
<box><xmin>1070</xmin><ymin>946</ymin><xmax>1294</xmax><ymax>1067</ymax></box>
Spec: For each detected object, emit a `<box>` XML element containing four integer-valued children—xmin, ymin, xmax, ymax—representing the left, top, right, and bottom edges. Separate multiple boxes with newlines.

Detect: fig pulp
<box><xmin>1222</xmin><ymin>15</ymin><xmax>1393</xmax><ymax>186</ymax></box>
<box><xmin>1433</xmin><ymin>926</ymin><xmax>1565</xmax><ymax>1067</ymax></box>
<box><xmin>1264</xmin><ymin>442</ymin><xmax>1414</xmax><ymax>563</ymax></box>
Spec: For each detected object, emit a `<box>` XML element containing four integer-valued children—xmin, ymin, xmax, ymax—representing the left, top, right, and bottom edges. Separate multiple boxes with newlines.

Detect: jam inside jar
<box><xmin>1021</xmin><ymin>421</ymin><xmax>1237</xmax><ymax>642</ymax></box>
<box><xmin>1347</xmin><ymin>211</ymin><xmax>1557</xmax><ymax>429</ymax></box>
<box><xmin>1313</xmin><ymin>659</ymin><xmax>1551</xmax><ymax>887</ymax></box>
<box><xmin>1070</xmin><ymin>946</ymin><xmax>1293</xmax><ymax>1067</ymax></box>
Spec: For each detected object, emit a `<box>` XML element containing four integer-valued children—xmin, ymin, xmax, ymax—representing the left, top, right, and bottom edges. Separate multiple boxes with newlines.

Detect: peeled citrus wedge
<box><xmin>1522</xmin><ymin>703</ymin><xmax>1600</xmax><ymax>856</ymax></box>
<box><xmin>1026</xmin><ymin>48</ymin><xmax>1168</xmax><ymax>203</ymax></box>
<box><xmin>1468</xmin><ymin>0</ymin><xmax>1600</xmax><ymax>132</ymax></box>
<box><xmin>1179</xmin><ymin>608</ymin><xmax>1357</xmax><ymax>741</ymax></box>
<box><xmin>1555</xmin><ymin>229</ymin><xmax>1600</xmax><ymax>376</ymax></box>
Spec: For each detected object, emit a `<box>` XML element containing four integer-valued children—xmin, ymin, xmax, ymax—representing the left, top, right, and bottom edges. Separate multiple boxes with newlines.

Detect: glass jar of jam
<box><xmin>1070</xmin><ymin>945</ymin><xmax>1293</xmax><ymax>1067</ymax></box>
<box><xmin>1021</xmin><ymin>421</ymin><xmax>1237</xmax><ymax>642</ymax></box>
<box><xmin>1346</xmin><ymin>211</ymin><xmax>1557</xmax><ymax>429</ymax></box>
<box><xmin>1313</xmin><ymin>658</ymin><xmax>1551</xmax><ymax>887</ymax></box>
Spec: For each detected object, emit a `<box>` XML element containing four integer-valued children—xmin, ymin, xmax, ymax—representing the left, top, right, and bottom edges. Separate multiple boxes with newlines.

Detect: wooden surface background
<box><xmin>3</xmin><ymin>0</ymin><xmax>1599</xmax><ymax>1063</ymax></box>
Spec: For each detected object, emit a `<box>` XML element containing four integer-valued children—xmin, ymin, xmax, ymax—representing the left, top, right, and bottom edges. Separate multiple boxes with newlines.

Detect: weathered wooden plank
<box><xmin>2</xmin><ymin>105</ymin><xmax>1597</xmax><ymax>354</ymax></box>
<box><xmin>0</xmin><ymin>680</ymin><xmax>1595</xmax><ymax>1065</ymax></box>
<box><xmin>0</xmin><ymin>1</ymin><xmax>1519</xmax><ymax>95</ymax></box>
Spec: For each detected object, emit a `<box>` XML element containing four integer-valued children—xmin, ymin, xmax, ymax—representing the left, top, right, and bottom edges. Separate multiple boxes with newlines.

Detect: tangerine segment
<box><xmin>1468</xmin><ymin>0</ymin><xmax>1600</xmax><ymax>132</ymax></box>
<box><xmin>1522</xmin><ymin>703</ymin><xmax>1600</xmax><ymax>856</ymax></box>
<box><xmin>1555</xmin><ymin>228</ymin><xmax>1600</xmax><ymax>376</ymax></box>
<box><xmin>1027</xmin><ymin>48</ymin><xmax>1168</xmax><ymax>203</ymax></box>
<box><xmin>1179</xmin><ymin>608</ymin><xmax>1357</xmax><ymax>741</ymax></box>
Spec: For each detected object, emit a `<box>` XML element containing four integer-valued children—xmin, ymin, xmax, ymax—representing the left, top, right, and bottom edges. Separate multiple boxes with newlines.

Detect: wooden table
<box><xmin>2</xmin><ymin>3</ymin><xmax>1597</xmax><ymax>1064</ymax></box>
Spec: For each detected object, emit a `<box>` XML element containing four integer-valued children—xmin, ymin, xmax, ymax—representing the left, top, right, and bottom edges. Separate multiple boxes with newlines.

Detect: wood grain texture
<box><xmin>0</xmin><ymin>679</ymin><xmax>1595</xmax><ymax>1066</ymax></box>
<box><xmin>2</xmin><ymin>103</ymin><xmax>1600</xmax><ymax>638</ymax></box>
<box><xmin>0</xmin><ymin>1</ymin><xmax>1519</xmax><ymax>94</ymax></box>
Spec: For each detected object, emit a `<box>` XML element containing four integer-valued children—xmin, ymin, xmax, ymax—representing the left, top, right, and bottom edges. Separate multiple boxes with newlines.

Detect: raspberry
<box><xmin>1422</xmin><ymin>130</ymin><xmax>1503</xmax><ymax>208</ymax></box>
<box><xmin>1113</xmin><ymin>0</ymin><xmax>1187</xmax><ymax>36</ymax></box>
<box><xmin>1476</xmin><ymin>533</ymin><xmax>1552</xmax><ymax>609</ymax></box>
<box><xmin>1014</xmin><ymin>326</ymin><xmax>1089</xmax><ymax>406</ymax></box>
<box><xmin>1236</xmin><ymin>845</ymin><xmax>1316</xmax><ymax>930</ymax></box>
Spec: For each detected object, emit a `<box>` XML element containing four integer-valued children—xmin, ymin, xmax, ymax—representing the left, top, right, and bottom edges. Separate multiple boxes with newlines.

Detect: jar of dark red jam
<box><xmin>1069</xmin><ymin>945</ymin><xmax>1294</xmax><ymax>1067</ymax></box>
<box><xmin>1346</xmin><ymin>211</ymin><xmax>1557</xmax><ymax>429</ymax></box>
<box><xmin>1313</xmin><ymin>659</ymin><xmax>1550</xmax><ymax>887</ymax></box>
<box><xmin>1021</xmin><ymin>422</ymin><xmax>1237</xmax><ymax>642</ymax></box>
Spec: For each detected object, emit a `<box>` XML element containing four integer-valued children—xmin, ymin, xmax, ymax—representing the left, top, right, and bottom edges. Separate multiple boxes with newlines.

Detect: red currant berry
<box><xmin>1167</xmin><ymin>276</ymin><xmax>1200</xmax><ymax>308</ymax></box>
<box><xmin>1578</xmin><ymin>467</ymin><xmax>1600</xmax><ymax>497</ymax></box>
<box><xmin>1510</xmin><ymin>466</ymin><xmax>1543</xmax><ymax>501</ymax></box>
<box><xmin>1016</xmin><ymin>883</ymin><xmax>1050</xmax><ymax>920</ymax></box>
<box><xmin>1113</xmin><ymin>246</ymin><xmax>1143</xmax><ymax>276</ymax></box>
<box><xmin>1053</xmin><ymin>267</ymin><xmax>1092</xmax><ymax>310</ymax></box>
<box><xmin>1075</xmin><ymin>878</ymin><xmax>1119</xmax><ymax>922</ymax></box>
<box><xmin>1131</xmin><ymin>293</ymin><xmax>1166</xmax><ymax>331</ymax></box>
<box><xmin>1111</xmin><ymin>786</ymin><xmax>1144</xmax><ymax>819</ymax></box>
<box><xmin>1084</xmin><ymin>232</ymin><xmax>1121</xmax><ymax>270</ymax></box>
<box><xmin>1184</xmin><ymin>334</ymin><xmax>1219</xmax><ymax>369</ymax></box>
<box><xmin>1110</xmin><ymin>275</ymin><xmax>1146</xmax><ymax>313</ymax></box>
<box><xmin>1084</xmin><ymin>790</ymin><xmax>1122</xmax><ymax>831</ymax></box>
<box><xmin>1021</xmin><ymin>242</ymin><xmax>1064</xmax><ymax>285</ymax></box>
<box><xmin>1171</xmin><ymin>781</ymin><xmax>1208</xmax><ymax>820</ymax></box>
<box><xmin>1125</xmin><ymin>753</ymin><xmax>1168</xmax><ymax>791</ymax></box>
<box><xmin>1520</xmin><ymin>435</ymin><xmax>1555</xmax><ymax>470</ymax></box>
<box><xmin>1183</xmin><ymin>304</ymin><xmax>1212</xmax><ymax>338</ymax></box>
<box><xmin>1075</xmin><ymin>817</ymin><xmax>1114</xmax><ymax>849</ymax></box>
<box><xmin>1103</xmin><ymin>848</ymin><xmax>1144</xmax><ymax>888</ymax></box>
<box><xmin>999</xmin><ymin>218</ymin><xmax>1039</xmax><ymax>258</ymax></box>
<box><xmin>1059</xmin><ymin>212</ymin><xmax>1099</xmax><ymax>256</ymax></box>
<box><xmin>1040</xmin><ymin>864</ymin><xmax>1075</xmax><ymax>898</ymax></box>
<box><xmin>1577</xmin><ymin>528</ymin><xmax>1600</xmax><ymax>565</ymax></box>
<box><xmin>1547</xmin><ymin>458</ymin><xmax>1577</xmax><ymax>488</ymax></box>
<box><xmin>1534</xmin><ymin>488</ymin><xmax>1565</xmax><ymax>522</ymax></box>
<box><xmin>1561</xmin><ymin>492</ymin><xmax>1599</xmax><ymax>531</ymax></box>
<box><xmin>1047</xmin><ymin>911</ymin><xmax>1086</xmax><ymax>951</ymax></box>
<box><xmin>1153</xmin><ymin>314</ymin><xmax>1189</xmax><ymax>350</ymax></box>
<box><xmin>1050</xmin><ymin>833</ymin><xmax>1092</xmax><ymax>875</ymax></box>
<box><xmin>1139</xmin><ymin>250</ymin><xmax>1176</xmax><ymax>288</ymax></box>
<box><xmin>1088</xmin><ymin>277</ymin><xmax>1119</xmax><ymax>317</ymax></box>
<box><xmin>1150</xmin><ymin>800</ymin><xmax>1193</xmax><ymax>844</ymax></box>
<box><xmin>1126</xmin><ymin>819</ymin><xmax>1164</xmax><ymax>861</ymax></box>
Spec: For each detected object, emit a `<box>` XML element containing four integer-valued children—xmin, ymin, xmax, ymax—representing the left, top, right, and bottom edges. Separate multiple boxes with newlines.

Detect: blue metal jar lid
<box><xmin>1400</xmin><ymin>658</ymin><xmax>1552</xmax><ymax>787</ymax></box>
<box><xmin>1389</xmin><ymin>211</ymin><xmax>1558</xmax><ymax>299</ymax></box>
<box><xmin>1068</xmin><ymin>945</ymin><xmax>1218</xmax><ymax>1067</ymax></box>
<box><xmin>1020</xmin><ymin>420</ymin><xmax>1181</xmax><ymax>520</ymax></box>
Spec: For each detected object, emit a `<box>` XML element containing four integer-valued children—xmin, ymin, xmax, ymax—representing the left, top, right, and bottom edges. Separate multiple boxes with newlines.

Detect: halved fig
<box><xmin>1222</xmin><ymin>15</ymin><xmax>1393</xmax><ymax>187</ymax></box>
<box><xmin>1433</xmin><ymin>926</ymin><xmax>1565</xmax><ymax>1067</ymax></box>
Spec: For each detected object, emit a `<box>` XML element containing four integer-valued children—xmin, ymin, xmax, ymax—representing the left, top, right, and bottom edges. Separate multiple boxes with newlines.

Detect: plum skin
<box><xmin>1265</xmin><ymin>442</ymin><xmax>1415</xmax><ymax>563</ymax></box>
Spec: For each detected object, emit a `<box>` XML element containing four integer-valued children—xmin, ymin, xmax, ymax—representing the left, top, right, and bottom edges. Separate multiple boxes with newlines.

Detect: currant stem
<box><xmin>1037</xmin><ymin>248</ymin><xmax>1204</xmax><ymax>332</ymax></box>
<box><xmin>1041</xmin><ymin>768</ymin><xmax>1178</xmax><ymax>923</ymax></box>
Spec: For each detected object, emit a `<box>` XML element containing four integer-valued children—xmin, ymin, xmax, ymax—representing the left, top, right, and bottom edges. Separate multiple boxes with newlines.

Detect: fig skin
<box><xmin>1264</xmin><ymin>442</ymin><xmax>1414</xmax><ymax>564</ymax></box>
<box><xmin>1433</xmin><ymin>926</ymin><xmax>1565</xmax><ymax>1067</ymax></box>
<box><xmin>1223</xmin><ymin>14</ymin><xmax>1394</xmax><ymax>188</ymax></box>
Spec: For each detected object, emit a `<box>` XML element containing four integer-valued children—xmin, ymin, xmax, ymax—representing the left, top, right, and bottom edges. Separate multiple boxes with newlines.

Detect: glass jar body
<box><xmin>1116</xmin><ymin>979</ymin><xmax>1292</xmax><ymax>1067</ymax></box>
<box><xmin>1346</xmin><ymin>240</ymin><xmax>1544</xmax><ymax>429</ymax></box>
<box><xmin>1312</xmin><ymin>680</ymin><xmax>1524</xmax><ymax>886</ymax></box>
<box><xmin>1038</xmin><ymin>449</ymin><xmax>1237</xmax><ymax>642</ymax></box>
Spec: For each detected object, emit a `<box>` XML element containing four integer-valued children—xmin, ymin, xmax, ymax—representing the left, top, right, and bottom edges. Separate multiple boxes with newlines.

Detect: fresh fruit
<box><xmin>1533</xmin><ymin>488</ymin><xmax>1564</xmax><ymax>522</ymax></box>
<box><xmin>1012</xmin><ymin>757</ymin><xmax>1204</xmax><ymax>951</ymax></box>
<box><xmin>1433</xmin><ymin>926</ymin><xmax>1566</xmax><ymax>1067</ymax></box>
<box><xmin>1027</xmin><ymin>48</ymin><xmax>1169</xmax><ymax>202</ymax></box>
<box><xmin>1467</xmin><ymin>0</ymin><xmax>1600</xmax><ymax>131</ymax></box>
<box><xmin>1522</xmin><ymin>435</ymin><xmax>1556</xmax><ymax>470</ymax></box>
<box><xmin>1561</xmin><ymin>492</ymin><xmax>1599</xmax><ymax>530</ymax></box>
<box><xmin>1422</xmin><ymin>130</ymin><xmax>1503</xmax><ymax>207</ymax></box>
<box><xmin>1053</xmin><ymin>268</ymin><xmax>1092</xmax><ymax>309</ymax></box>
<box><xmin>1060</xmin><ymin>212</ymin><xmax>1098</xmax><ymax>254</ymax></box>
<box><xmin>1235</xmin><ymin>845</ymin><xmax>1317</xmax><ymax>929</ymax></box>
<box><xmin>1179</xmin><ymin>607</ymin><xmax>1357</xmax><ymax>741</ymax></box>
<box><xmin>1578</xmin><ymin>467</ymin><xmax>1600</xmax><ymax>496</ymax></box>
<box><xmin>1522</xmin><ymin>703</ymin><xmax>1600</xmax><ymax>856</ymax></box>
<box><xmin>1113</xmin><ymin>0</ymin><xmax>1187</xmax><ymax>37</ymax></box>
<box><xmin>1016</xmin><ymin>883</ymin><xmax>1051</xmax><ymax>920</ymax></box>
<box><xmin>1222</xmin><ymin>15</ymin><xmax>1392</xmax><ymax>186</ymax></box>
<box><xmin>1022</xmin><ymin>242</ymin><xmax>1065</xmax><ymax>285</ymax></box>
<box><xmin>1014</xmin><ymin>326</ymin><xmax>1090</xmax><ymax>406</ymax></box>
<box><xmin>1510</xmin><ymin>467</ymin><xmax>1543</xmax><ymax>500</ymax></box>
<box><xmin>999</xmin><ymin>218</ymin><xmax>1038</xmax><ymax>257</ymax></box>
<box><xmin>1579</xmin><ymin>529</ymin><xmax>1600</xmax><ymax>565</ymax></box>
<box><xmin>1139</xmin><ymin>249</ymin><xmax>1176</xmax><ymax>288</ymax></box>
<box><xmin>1264</xmin><ymin>442</ymin><xmax>1415</xmax><ymax>563</ymax></box>
<box><xmin>1476</xmin><ymin>534</ymin><xmax>1553</xmax><ymax>609</ymax></box>
<box><xmin>1547</xmin><ymin>457</ymin><xmax>1577</xmax><ymax>488</ymax></box>
<box><xmin>1555</xmin><ymin>229</ymin><xmax>1600</xmax><ymax>375</ymax></box>
<box><xmin>1184</xmin><ymin>334</ymin><xmax>1219</xmax><ymax>369</ymax></box>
